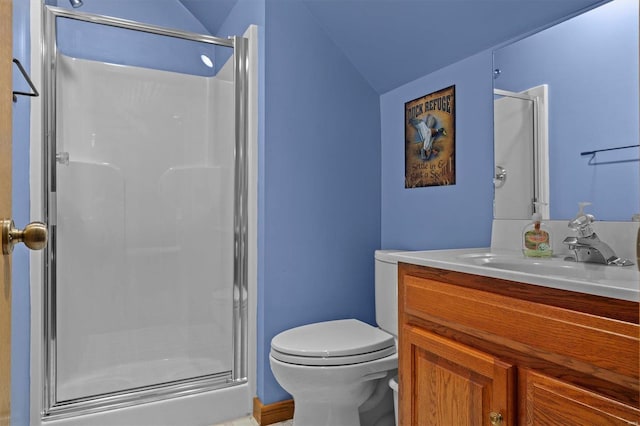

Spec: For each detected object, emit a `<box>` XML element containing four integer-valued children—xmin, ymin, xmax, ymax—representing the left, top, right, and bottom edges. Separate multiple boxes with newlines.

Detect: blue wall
<box><xmin>380</xmin><ymin>51</ymin><xmax>495</xmax><ymax>250</ymax></box>
<box><xmin>215</xmin><ymin>0</ymin><xmax>384</xmax><ymax>405</ymax></box>
<box><xmin>494</xmin><ymin>0</ymin><xmax>639</xmax><ymax>221</ymax></box>
<box><xmin>260</xmin><ymin>0</ymin><xmax>381</xmax><ymax>404</ymax></box>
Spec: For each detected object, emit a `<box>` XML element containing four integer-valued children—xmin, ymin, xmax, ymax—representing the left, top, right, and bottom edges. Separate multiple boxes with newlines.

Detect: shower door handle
<box><xmin>1</xmin><ymin>219</ymin><xmax>48</xmax><ymax>255</ymax></box>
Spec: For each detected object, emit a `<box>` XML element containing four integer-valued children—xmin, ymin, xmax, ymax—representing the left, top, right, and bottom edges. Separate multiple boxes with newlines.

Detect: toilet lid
<box><xmin>271</xmin><ymin>319</ymin><xmax>395</xmax><ymax>362</ymax></box>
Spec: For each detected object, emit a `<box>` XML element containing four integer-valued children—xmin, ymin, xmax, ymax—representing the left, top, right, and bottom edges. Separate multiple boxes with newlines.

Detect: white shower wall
<box><xmin>55</xmin><ymin>54</ymin><xmax>235</xmax><ymax>401</ymax></box>
<box><xmin>493</xmin><ymin>95</ymin><xmax>535</xmax><ymax>220</ymax></box>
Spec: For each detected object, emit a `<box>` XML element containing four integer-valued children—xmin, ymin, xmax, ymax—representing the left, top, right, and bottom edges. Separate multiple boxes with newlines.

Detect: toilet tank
<box><xmin>374</xmin><ymin>250</ymin><xmax>400</xmax><ymax>337</ymax></box>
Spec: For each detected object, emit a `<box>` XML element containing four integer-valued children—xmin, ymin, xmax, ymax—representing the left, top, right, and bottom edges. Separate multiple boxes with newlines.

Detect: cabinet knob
<box><xmin>489</xmin><ymin>411</ymin><xmax>503</xmax><ymax>425</ymax></box>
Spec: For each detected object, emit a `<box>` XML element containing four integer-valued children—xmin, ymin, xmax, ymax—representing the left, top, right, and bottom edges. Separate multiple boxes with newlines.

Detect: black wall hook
<box><xmin>12</xmin><ymin>58</ymin><xmax>39</xmax><ymax>102</ymax></box>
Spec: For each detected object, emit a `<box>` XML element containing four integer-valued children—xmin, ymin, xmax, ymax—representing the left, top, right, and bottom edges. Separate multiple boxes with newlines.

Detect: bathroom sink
<box><xmin>390</xmin><ymin>248</ymin><xmax>639</xmax><ymax>302</ymax></box>
<box><xmin>476</xmin><ymin>258</ymin><xmax>594</xmax><ymax>276</ymax></box>
<box><xmin>460</xmin><ymin>252</ymin><xmax>636</xmax><ymax>284</ymax></box>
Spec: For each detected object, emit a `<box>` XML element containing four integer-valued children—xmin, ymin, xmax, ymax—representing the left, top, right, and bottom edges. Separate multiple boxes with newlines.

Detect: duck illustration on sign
<box><xmin>409</xmin><ymin>114</ymin><xmax>447</xmax><ymax>161</ymax></box>
<box><xmin>405</xmin><ymin>85</ymin><xmax>456</xmax><ymax>188</ymax></box>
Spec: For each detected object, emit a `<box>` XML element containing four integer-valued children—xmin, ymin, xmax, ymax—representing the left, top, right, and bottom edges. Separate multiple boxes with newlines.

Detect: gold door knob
<box><xmin>2</xmin><ymin>219</ymin><xmax>48</xmax><ymax>255</ymax></box>
<box><xmin>489</xmin><ymin>411</ymin><xmax>503</xmax><ymax>425</ymax></box>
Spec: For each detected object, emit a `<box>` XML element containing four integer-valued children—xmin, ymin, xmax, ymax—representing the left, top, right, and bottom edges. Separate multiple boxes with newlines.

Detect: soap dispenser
<box><xmin>522</xmin><ymin>202</ymin><xmax>552</xmax><ymax>258</ymax></box>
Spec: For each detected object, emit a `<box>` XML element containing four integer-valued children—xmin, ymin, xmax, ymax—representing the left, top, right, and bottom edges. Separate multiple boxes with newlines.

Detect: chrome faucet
<box><xmin>563</xmin><ymin>212</ymin><xmax>634</xmax><ymax>266</ymax></box>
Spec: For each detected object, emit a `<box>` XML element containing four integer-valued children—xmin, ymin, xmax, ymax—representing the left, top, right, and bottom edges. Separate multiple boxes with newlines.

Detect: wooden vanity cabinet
<box><xmin>398</xmin><ymin>263</ymin><xmax>640</xmax><ymax>426</ymax></box>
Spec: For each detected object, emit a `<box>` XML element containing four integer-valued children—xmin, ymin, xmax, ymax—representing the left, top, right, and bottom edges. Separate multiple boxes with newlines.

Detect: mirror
<box><xmin>492</xmin><ymin>0</ymin><xmax>639</xmax><ymax>222</ymax></box>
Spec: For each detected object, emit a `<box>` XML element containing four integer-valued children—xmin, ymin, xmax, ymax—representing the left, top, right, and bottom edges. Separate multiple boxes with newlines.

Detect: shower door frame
<box><xmin>40</xmin><ymin>6</ymin><xmax>248</xmax><ymax>420</ymax></box>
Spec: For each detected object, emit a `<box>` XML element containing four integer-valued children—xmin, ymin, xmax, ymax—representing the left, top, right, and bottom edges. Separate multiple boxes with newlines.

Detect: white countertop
<box><xmin>387</xmin><ymin>247</ymin><xmax>640</xmax><ymax>302</ymax></box>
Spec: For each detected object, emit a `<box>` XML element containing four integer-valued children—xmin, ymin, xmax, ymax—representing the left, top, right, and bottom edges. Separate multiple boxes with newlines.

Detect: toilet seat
<box><xmin>270</xmin><ymin>319</ymin><xmax>396</xmax><ymax>366</ymax></box>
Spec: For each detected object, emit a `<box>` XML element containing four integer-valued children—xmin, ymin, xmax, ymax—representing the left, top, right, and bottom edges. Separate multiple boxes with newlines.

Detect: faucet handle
<box><xmin>568</xmin><ymin>213</ymin><xmax>595</xmax><ymax>237</ymax></box>
<box><xmin>562</xmin><ymin>236</ymin><xmax>591</xmax><ymax>250</ymax></box>
<box><xmin>562</xmin><ymin>236</ymin><xmax>579</xmax><ymax>246</ymax></box>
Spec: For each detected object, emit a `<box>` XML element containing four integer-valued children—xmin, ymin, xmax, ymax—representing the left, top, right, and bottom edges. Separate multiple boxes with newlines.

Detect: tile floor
<box><xmin>212</xmin><ymin>415</ymin><xmax>292</xmax><ymax>426</ymax></box>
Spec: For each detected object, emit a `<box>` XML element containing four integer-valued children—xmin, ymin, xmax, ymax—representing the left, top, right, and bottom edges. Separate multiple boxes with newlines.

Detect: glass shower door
<box><xmin>42</xmin><ymin>7</ymin><xmax>247</xmax><ymax>418</ymax></box>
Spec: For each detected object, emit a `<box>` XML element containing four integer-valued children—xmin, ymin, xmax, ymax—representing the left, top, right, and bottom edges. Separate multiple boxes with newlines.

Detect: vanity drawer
<box><xmin>519</xmin><ymin>369</ymin><xmax>640</xmax><ymax>425</ymax></box>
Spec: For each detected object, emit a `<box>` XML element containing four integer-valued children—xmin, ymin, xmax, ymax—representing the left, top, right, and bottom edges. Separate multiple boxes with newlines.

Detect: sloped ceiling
<box><xmin>182</xmin><ymin>0</ymin><xmax>608</xmax><ymax>93</ymax></box>
<box><xmin>179</xmin><ymin>0</ymin><xmax>240</xmax><ymax>35</ymax></box>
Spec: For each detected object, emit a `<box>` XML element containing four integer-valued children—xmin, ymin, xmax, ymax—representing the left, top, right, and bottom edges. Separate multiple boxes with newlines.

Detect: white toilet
<box><xmin>269</xmin><ymin>250</ymin><xmax>399</xmax><ymax>426</ymax></box>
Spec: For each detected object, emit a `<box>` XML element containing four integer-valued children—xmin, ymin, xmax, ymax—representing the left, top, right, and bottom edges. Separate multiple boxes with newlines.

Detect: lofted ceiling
<box><xmin>181</xmin><ymin>0</ymin><xmax>608</xmax><ymax>94</ymax></box>
<box><xmin>179</xmin><ymin>0</ymin><xmax>240</xmax><ymax>34</ymax></box>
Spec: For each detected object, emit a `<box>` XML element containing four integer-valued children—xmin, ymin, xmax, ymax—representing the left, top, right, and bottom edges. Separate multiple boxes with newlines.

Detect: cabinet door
<box><xmin>400</xmin><ymin>325</ymin><xmax>514</xmax><ymax>426</ymax></box>
<box><xmin>521</xmin><ymin>369</ymin><xmax>640</xmax><ymax>426</ymax></box>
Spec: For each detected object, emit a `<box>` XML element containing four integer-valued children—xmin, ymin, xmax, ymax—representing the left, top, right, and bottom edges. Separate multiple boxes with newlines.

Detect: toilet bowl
<box><xmin>269</xmin><ymin>251</ymin><xmax>400</xmax><ymax>426</ymax></box>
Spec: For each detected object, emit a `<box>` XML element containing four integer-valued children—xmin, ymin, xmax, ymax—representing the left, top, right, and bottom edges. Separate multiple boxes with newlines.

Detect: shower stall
<box><xmin>31</xmin><ymin>5</ymin><xmax>252</xmax><ymax>425</ymax></box>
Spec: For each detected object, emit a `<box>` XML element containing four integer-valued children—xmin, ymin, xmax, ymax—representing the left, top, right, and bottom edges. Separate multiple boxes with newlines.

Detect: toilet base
<box><xmin>292</xmin><ymin>401</ymin><xmax>361</xmax><ymax>426</ymax></box>
<box><xmin>291</xmin><ymin>392</ymin><xmax>396</xmax><ymax>426</ymax></box>
<box><xmin>288</xmin><ymin>371</ymin><xmax>397</xmax><ymax>426</ymax></box>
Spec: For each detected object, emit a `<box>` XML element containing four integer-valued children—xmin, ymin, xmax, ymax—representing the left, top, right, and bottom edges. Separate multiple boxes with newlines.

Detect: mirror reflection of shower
<box><xmin>493</xmin><ymin>84</ymin><xmax>549</xmax><ymax>220</ymax></box>
<box><xmin>69</xmin><ymin>0</ymin><xmax>83</xmax><ymax>8</ymax></box>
